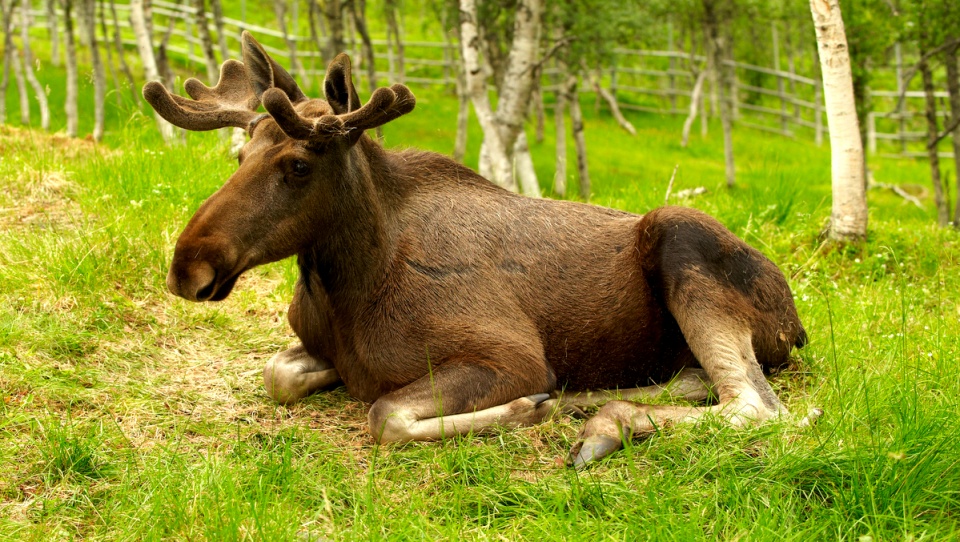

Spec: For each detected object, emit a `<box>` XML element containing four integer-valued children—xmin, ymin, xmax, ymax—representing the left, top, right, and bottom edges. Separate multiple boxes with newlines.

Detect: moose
<box><xmin>143</xmin><ymin>32</ymin><xmax>812</xmax><ymax>467</ymax></box>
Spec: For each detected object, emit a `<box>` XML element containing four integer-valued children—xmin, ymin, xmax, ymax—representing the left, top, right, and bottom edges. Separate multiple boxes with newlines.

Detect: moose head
<box><xmin>143</xmin><ymin>32</ymin><xmax>414</xmax><ymax>302</ymax></box>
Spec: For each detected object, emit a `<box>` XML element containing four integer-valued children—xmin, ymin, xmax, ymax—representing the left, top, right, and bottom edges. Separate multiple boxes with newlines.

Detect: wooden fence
<box><xmin>23</xmin><ymin>1</ymin><xmax>953</xmax><ymax>159</ymax></box>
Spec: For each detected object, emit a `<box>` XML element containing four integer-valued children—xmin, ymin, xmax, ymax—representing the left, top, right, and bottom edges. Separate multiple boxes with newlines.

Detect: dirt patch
<box><xmin>0</xmin><ymin>126</ymin><xmax>102</xmax><ymax>229</ymax></box>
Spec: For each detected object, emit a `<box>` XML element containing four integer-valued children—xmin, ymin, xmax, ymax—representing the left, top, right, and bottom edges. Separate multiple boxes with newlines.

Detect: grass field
<box><xmin>1</xmin><ymin>55</ymin><xmax>960</xmax><ymax>540</ymax></box>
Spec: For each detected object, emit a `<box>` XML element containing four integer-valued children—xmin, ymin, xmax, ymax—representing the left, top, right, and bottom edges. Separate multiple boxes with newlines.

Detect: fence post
<box><xmin>867</xmin><ymin>112</ymin><xmax>877</xmax><ymax>153</ymax></box>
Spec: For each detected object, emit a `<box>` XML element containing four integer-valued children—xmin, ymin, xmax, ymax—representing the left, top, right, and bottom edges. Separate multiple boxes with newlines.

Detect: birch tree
<box><xmin>19</xmin><ymin>0</ymin><xmax>51</xmax><ymax>129</ymax></box>
<box><xmin>108</xmin><ymin>0</ymin><xmax>138</xmax><ymax>105</ymax></box>
<box><xmin>703</xmin><ymin>0</ymin><xmax>736</xmax><ymax>188</ymax></box>
<box><xmin>81</xmin><ymin>0</ymin><xmax>105</xmax><ymax>140</ymax></box>
<box><xmin>0</xmin><ymin>0</ymin><xmax>12</xmax><ymax>125</ymax></box>
<box><xmin>130</xmin><ymin>0</ymin><xmax>175</xmax><ymax>141</ymax></box>
<box><xmin>192</xmin><ymin>0</ymin><xmax>219</xmax><ymax>83</ymax></box>
<box><xmin>384</xmin><ymin>0</ymin><xmax>405</xmax><ymax>84</ymax></box>
<box><xmin>459</xmin><ymin>0</ymin><xmax>542</xmax><ymax>195</ymax></box>
<box><xmin>810</xmin><ymin>0</ymin><xmax>867</xmax><ymax>241</ymax></box>
<box><xmin>946</xmin><ymin>42</ymin><xmax>960</xmax><ymax>226</ymax></box>
<box><xmin>61</xmin><ymin>0</ymin><xmax>79</xmax><ymax>136</ymax></box>
<box><xmin>45</xmin><ymin>0</ymin><xmax>60</xmax><ymax>66</ymax></box>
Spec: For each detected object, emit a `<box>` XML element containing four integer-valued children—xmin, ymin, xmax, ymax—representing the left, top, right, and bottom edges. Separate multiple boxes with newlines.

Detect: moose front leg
<box><xmin>367</xmin><ymin>359</ymin><xmax>557</xmax><ymax>443</ymax></box>
<box><xmin>263</xmin><ymin>344</ymin><xmax>341</xmax><ymax>404</ymax></box>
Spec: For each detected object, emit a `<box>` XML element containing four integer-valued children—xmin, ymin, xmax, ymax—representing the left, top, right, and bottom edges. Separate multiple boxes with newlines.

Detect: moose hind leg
<box><xmin>263</xmin><ymin>344</ymin><xmax>341</xmax><ymax>404</ymax></box>
<box><xmin>568</xmin><ymin>327</ymin><xmax>785</xmax><ymax>467</ymax></box>
<box><xmin>368</xmin><ymin>358</ymin><xmax>557</xmax><ymax>443</ymax></box>
<box><xmin>569</xmin><ymin>209</ymin><xmax>802</xmax><ymax>467</ymax></box>
<box><xmin>558</xmin><ymin>368</ymin><xmax>714</xmax><ymax>409</ymax></box>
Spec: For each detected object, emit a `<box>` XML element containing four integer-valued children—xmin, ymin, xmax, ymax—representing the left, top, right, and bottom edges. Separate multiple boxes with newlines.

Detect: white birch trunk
<box><xmin>682</xmin><ymin>70</ymin><xmax>707</xmax><ymax>147</ymax></box>
<box><xmin>21</xmin><ymin>2</ymin><xmax>50</xmax><ymax>130</ymax></box>
<box><xmin>459</xmin><ymin>0</ymin><xmax>514</xmax><ymax>190</ymax></box>
<box><xmin>11</xmin><ymin>47</ymin><xmax>28</xmax><ymax>127</ymax></box>
<box><xmin>810</xmin><ymin>0</ymin><xmax>867</xmax><ymax>240</ymax></box>
<box><xmin>61</xmin><ymin>0</ymin><xmax>79</xmax><ymax>136</ymax></box>
<box><xmin>553</xmin><ymin>85</ymin><xmax>567</xmax><ymax>197</ymax></box>
<box><xmin>130</xmin><ymin>0</ymin><xmax>175</xmax><ymax>141</ymax></box>
<box><xmin>945</xmin><ymin>45</ymin><xmax>960</xmax><ymax>226</ymax></box>
<box><xmin>193</xmin><ymin>0</ymin><xmax>219</xmax><ymax>83</ymax></box>
<box><xmin>46</xmin><ymin>0</ymin><xmax>60</xmax><ymax>66</ymax></box>
<box><xmin>493</xmin><ymin>0</ymin><xmax>541</xmax><ymax>149</ymax></box>
<box><xmin>81</xmin><ymin>0</ymin><xmax>104</xmax><ymax>140</ymax></box>
<box><xmin>567</xmin><ymin>75</ymin><xmax>590</xmax><ymax>199</ymax></box>
<box><xmin>514</xmin><ymin>132</ymin><xmax>541</xmax><ymax>197</ymax></box>
<box><xmin>458</xmin><ymin>0</ymin><xmax>541</xmax><ymax>192</ymax></box>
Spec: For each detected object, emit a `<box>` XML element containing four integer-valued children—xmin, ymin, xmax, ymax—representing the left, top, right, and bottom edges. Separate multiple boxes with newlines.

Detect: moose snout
<box><xmin>166</xmin><ymin>260</ymin><xmax>217</xmax><ymax>302</ymax></box>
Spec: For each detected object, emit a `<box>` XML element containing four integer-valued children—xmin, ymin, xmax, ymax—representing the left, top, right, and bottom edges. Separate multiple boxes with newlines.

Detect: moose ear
<box><xmin>241</xmin><ymin>31</ymin><xmax>306</xmax><ymax>103</ymax></box>
<box><xmin>324</xmin><ymin>54</ymin><xmax>362</xmax><ymax>115</ymax></box>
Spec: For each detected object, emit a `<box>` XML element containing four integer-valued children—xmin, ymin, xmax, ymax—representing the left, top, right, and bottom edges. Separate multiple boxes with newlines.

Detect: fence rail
<box><xmin>19</xmin><ymin>3</ymin><xmax>956</xmax><ymax>159</ymax></box>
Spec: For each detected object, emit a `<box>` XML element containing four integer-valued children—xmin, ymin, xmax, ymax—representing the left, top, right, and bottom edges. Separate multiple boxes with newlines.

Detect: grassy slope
<box><xmin>1</xmin><ymin>53</ymin><xmax>960</xmax><ymax>541</ymax></box>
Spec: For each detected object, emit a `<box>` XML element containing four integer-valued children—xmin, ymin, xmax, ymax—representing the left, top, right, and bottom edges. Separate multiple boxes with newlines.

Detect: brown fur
<box><xmin>147</xmin><ymin>34</ymin><xmax>807</xmax><ymax>464</ymax></box>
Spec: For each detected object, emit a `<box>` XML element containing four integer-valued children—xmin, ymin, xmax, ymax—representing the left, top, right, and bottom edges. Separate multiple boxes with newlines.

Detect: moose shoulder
<box><xmin>143</xmin><ymin>32</ymin><xmax>811</xmax><ymax>467</ymax></box>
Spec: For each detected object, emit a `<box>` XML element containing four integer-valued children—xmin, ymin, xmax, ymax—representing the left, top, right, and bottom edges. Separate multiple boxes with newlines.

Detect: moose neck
<box><xmin>301</xmin><ymin>137</ymin><xmax>405</xmax><ymax>305</ymax></box>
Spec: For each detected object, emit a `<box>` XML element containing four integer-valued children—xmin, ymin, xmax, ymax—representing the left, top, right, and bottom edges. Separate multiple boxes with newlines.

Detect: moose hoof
<box><xmin>567</xmin><ymin>434</ymin><xmax>623</xmax><ymax>469</ymax></box>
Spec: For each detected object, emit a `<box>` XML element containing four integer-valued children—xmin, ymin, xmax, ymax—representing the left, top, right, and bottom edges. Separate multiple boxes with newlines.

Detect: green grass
<box><xmin>1</xmin><ymin>49</ymin><xmax>960</xmax><ymax>541</ymax></box>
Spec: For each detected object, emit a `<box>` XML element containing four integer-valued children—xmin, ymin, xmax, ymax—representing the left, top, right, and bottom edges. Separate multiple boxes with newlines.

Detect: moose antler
<box><xmin>261</xmin><ymin>82</ymin><xmax>416</xmax><ymax>141</ymax></box>
<box><xmin>256</xmin><ymin>52</ymin><xmax>415</xmax><ymax>142</ymax></box>
<box><xmin>142</xmin><ymin>59</ymin><xmax>261</xmax><ymax>132</ymax></box>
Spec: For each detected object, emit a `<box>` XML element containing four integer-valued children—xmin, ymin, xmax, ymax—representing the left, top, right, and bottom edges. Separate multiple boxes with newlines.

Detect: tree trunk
<box><xmin>384</xmin><ymin>0</ymin><xmax>404</xmax><ymax>84</ymax></box>
<box><xmin>944</xmin><ymin>44</ymin><xmax>960</xmax><ymax>227</ymax></box>
<box><xmin>514</xmin><ymin>132</ymin><xmax>541</xmax><ymax>197</ymax></box>
<box><xmin>459</xmin><ymin>0</ymin><xmax>542</xmax><ymax>192</ymax></box>
<box><xmin>682</xmin><ymin>70</ymin><xmax>707</xmax><ymax>147</ymax></box>
<box><xmin>322</xmin><ymin>0</ymin><xmax>345</xmax><ymax>60</ymax></box>
<box><xmin>810</xmin><ymin>0</ymin><xmax>868</xmax><ymax>240</ymax></box>
<box><xmin>18</xmin><ymin>0</ymin><xmax>51</xmax><ymax>128</ymax></box>
<box><xmin>553</xmin><ymin>81</ymin><xmax>568</xmax><ymax>197</ymax></box>
<box><xmin>453</xmin><ymin>52</ymin><xmax>469</xmax><ymax>163</ymax></box>
<box><xmin>348</xmin><ymin>0</ymin><xmax>379</xmax><ymax>137</ymax></box>
<box><xmin>46</xmin><ymin>0</ymin><xmax>60</xmax><ymax>66</ymax></box>
<box><xmin>348</xmin><ymin>0</ymin><xmax>377</xmax><ymax>93</ymax></box>
<box><xmin>458</xmin><ymin>0</ymin><xmax>514</xmax><ymax>190</ymax></box>
<box><xmin>584</xmin><ymin>66</ymin><xmax>635</xmax><ymax>136</ymax></box>
<box><xmin>0</xmin><ymin>0</ymin><xmax>13</xmax><ymax>125</ymax></box>
<box><xmin>109</xmin><ymin>0</ymin><xmax>138</xmax><ymax>106</ymax></box>
<box><xmin>703</xmin><ymin>0</ymin><xmax>735</xmax><ymax>187</ymax></box>
<box><xmin>307</xmin><ymin>0</ymin><xmax>322</xmax><ymax>68</ymax></box>
<box><xmin>99</xmin><ymin>0</ymin><xmax>123</xmax><ymax>109</ymax></box>
<box><xmin>920</xmin><ymin>59</ymin><xmax>948</xmax><ymax>226</ymax></box>
<box><xmin>532</xmin><ymin>83</ymin><xmax>545</xmax><ymax>143</ymax></box>
<box><xmin>7</xmin><ymin>6</ymin><xmax>29</xmax><ymax>126</ymax></box>
<box><xmin>130</xmin><ymin>0</ymin><xmax>175</xmax><ymax>141</ymax></box>
<box><xmin>567</xmin><ymin>75</ymin><xmax>590</xmax><ymax>200</ymax></box>
<box><xmin>274</xmin><ymin>0</ymin><xmax>306</xmax><ymax>83</ymax></box>
<box><xmin>192</xmin><ymin>0</ymin><xmax>219</xmax><ymax>83</ymax></box>
<box><xmin>209</xmin><ymin>0</ymin><xmax>229</xmax><ymax>60</ymax></box>
<box><xmin>60</xmin><ymin>0</ymin><xmax>78</xmax><ymax>135</ymax></box>
<box><xmin>156</xmin><ymin>12</ymin><xmax>178</xmax><ymax>93</ymax></box>
<box><xmin>81</xmin><ymin>0</ymin><xmax>104</xmax><ymax>139</ymax></box>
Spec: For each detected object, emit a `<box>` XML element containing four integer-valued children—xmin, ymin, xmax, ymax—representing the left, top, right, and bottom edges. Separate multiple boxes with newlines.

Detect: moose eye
<box><xmin>291</xmin><ymin>160</ymin><xmax>310</xmax><ymax>177</ymax></box>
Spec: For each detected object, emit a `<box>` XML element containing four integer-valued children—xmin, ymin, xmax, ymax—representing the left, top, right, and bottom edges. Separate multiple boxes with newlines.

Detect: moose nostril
<box><xmin>195</xmin><ymin>278</ymin><xmax>217</xmax><ymax>301</ymax></box>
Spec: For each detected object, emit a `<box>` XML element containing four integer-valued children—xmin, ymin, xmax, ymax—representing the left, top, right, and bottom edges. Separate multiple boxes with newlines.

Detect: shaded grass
<box><xmin>0</xmin><ymin>60</ymin><xmax>959</xmax><ymax>541</ymax></box>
